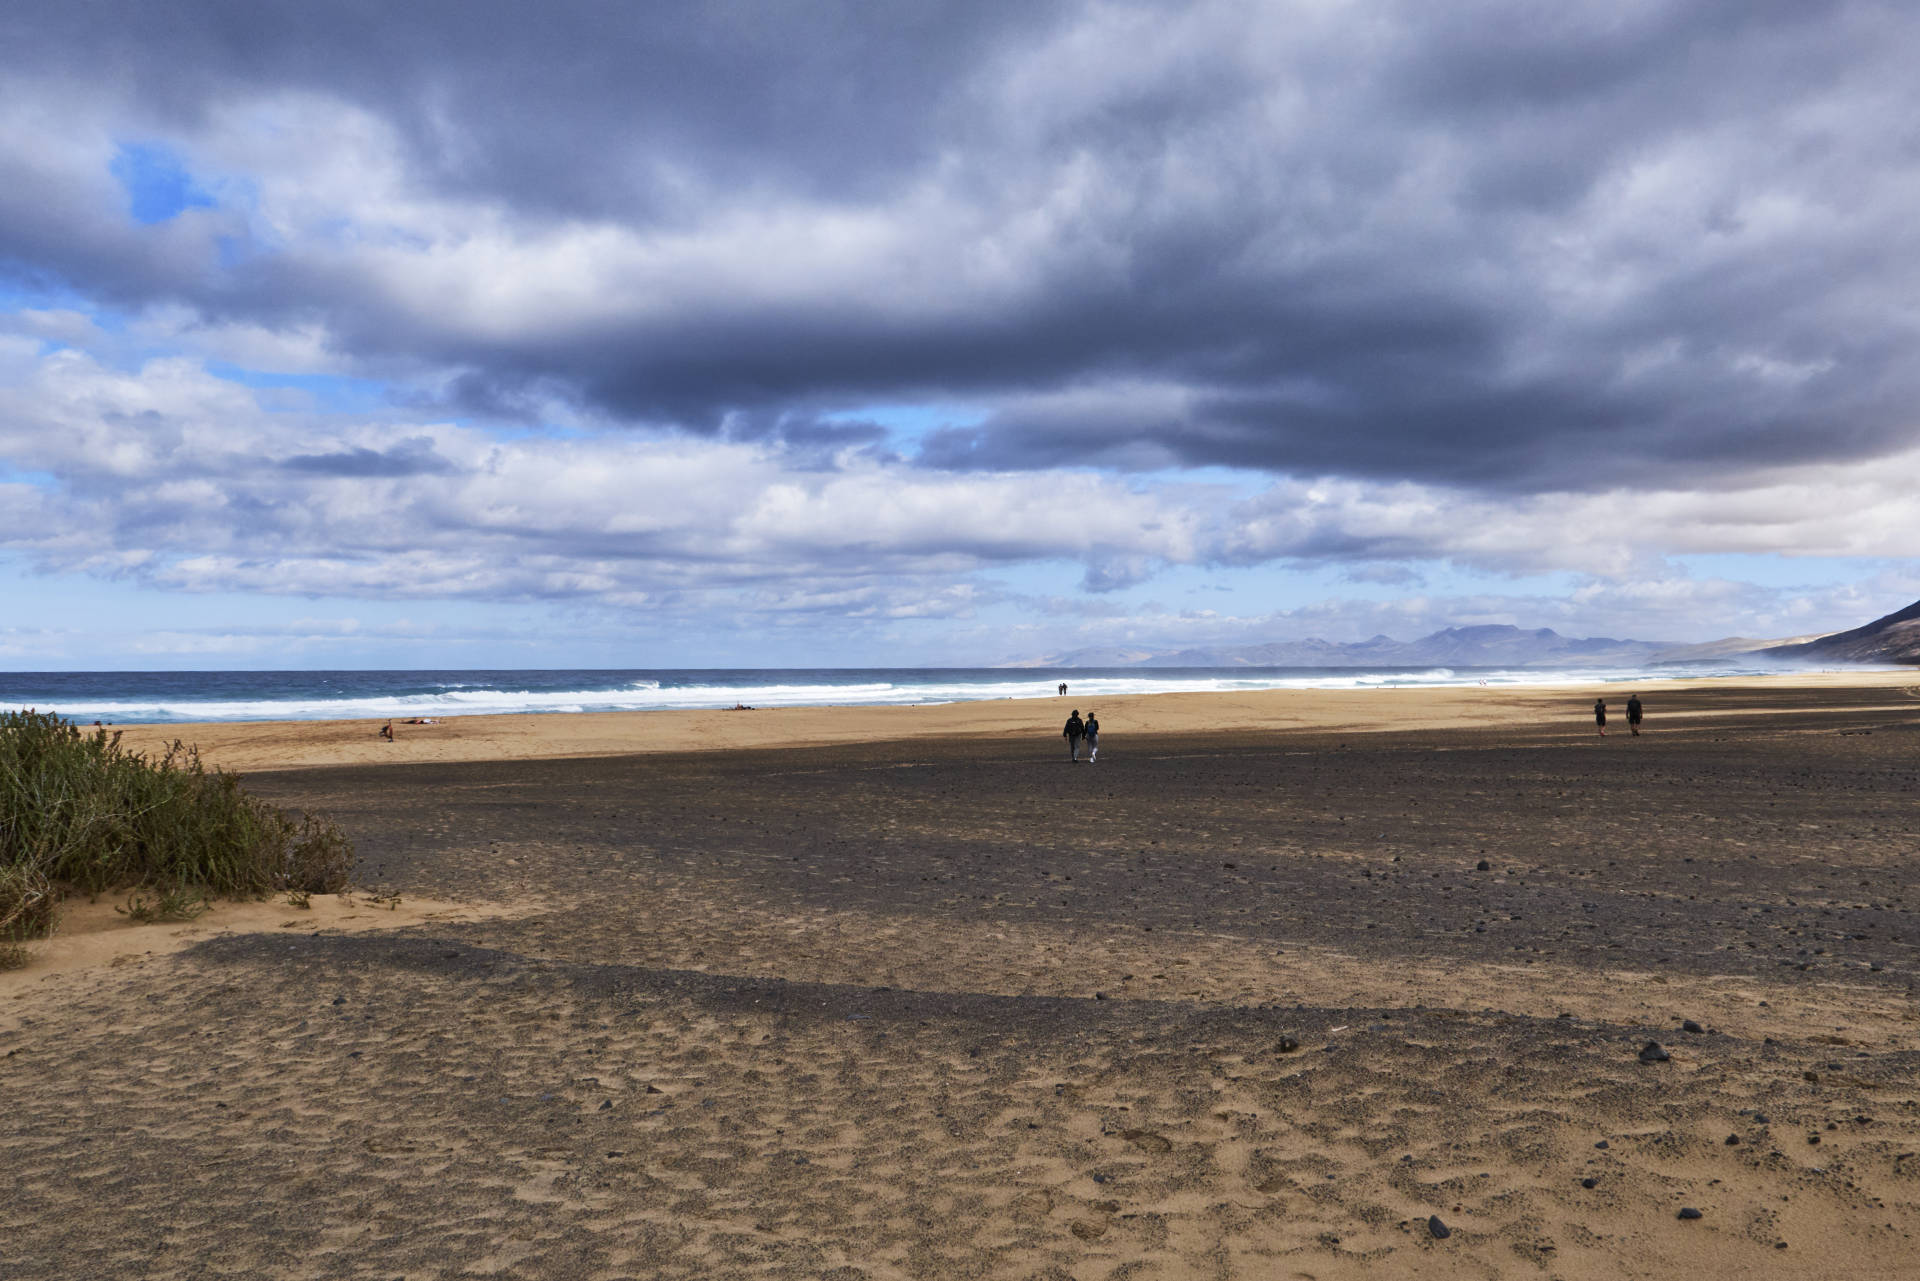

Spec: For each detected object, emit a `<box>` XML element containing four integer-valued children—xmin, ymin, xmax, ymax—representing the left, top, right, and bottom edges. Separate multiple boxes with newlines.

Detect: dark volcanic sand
<box><xmin>6</xmin><ymin>686</ymin><xmax>1920</xmax><ymax>1279</ymax></box>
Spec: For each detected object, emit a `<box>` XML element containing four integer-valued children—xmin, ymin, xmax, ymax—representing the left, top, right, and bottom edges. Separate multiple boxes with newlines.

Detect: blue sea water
<box><xmin>0</xmin><ymin>663</ymin><xmax>1779</xmax><ymax>726</ymax></box>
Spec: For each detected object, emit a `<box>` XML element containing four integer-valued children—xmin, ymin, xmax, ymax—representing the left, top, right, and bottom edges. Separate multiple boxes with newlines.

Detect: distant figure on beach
<box><xmin>379</xmin><ymin>720</ymin><xmax>394</xmax><ymax>741</ymax></box>
<box><xmin>1058</xmin><ymin>682</ymin><xmax>1068</xmax><ymax>696</ymax></box>
<box><xmin>1084</xmin><ymin>711</ymin><xmax>1100</xmax><ymax>763</ymax></box>
<box><xmin>1063</xmin><ymin>708</ymin><xmax>1085</xmax><ymax>761</ymax></box>
<box><xmin>1627</xmin><ymin>694</ymin><xmax>1643</xmax><ymax>736</ymax></box>
<box><xmin>1593</xmin><ymin>699</ymin><xmax>1607</xmax><ymax>736</ymax></box>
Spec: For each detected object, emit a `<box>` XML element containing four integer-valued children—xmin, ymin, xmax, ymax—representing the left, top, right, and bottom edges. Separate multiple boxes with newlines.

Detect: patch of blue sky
<box><xmin>824</xmin><ymin>400</ymin><xmax>986</xmax><ymax>443</ymax></box>
<box><xmin>0</xmin><ymin>276</ymin><xmax>92</xmax><ymax>311</ymax></box>
<box><xmin>110</xmin><ymin>143</ymin><xmax>217</xmax><ymax>225</ymax></box>
<box><xmin>0</xmin><ymin>467</ymin><xmax>60</xmax><ymax>491</ymax></box>
<box><xmin>205</xmin><ymin>363</ymin><xmax>390</xmax><ymax>414</ymax></box>
<box><xmin>0</xmin><ymin>278</ymin><xmax>127</xmax><ymax>343</ymax></box>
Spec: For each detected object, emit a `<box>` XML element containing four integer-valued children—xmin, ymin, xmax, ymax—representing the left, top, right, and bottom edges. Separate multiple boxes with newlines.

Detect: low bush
<box><xmin>0</xmin><ymin>710</ymin><xmax>354</xmax><ymax>940</ymax></box>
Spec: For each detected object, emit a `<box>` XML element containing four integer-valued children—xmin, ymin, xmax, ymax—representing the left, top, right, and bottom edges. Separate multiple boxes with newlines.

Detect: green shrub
<box><xmin>0</xmin><ymin>710</ymin><xmax>354</xmax><ymax>925</ymax></box>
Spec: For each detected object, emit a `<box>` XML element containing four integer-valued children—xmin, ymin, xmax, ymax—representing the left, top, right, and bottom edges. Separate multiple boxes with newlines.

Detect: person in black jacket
<box><xmin>1063</xmin><ymin>709</ymin><xmax>1085</xmax><ymax>761</ymax></box>
<box><xmin>1593</xmin><ymin>698</ymin><xmax>1607</xmax><ymax>736</ymax></box>
<box><xmin>1626</xmin><ymin>693</ymin><xmax>1643</xmax><ymax>736</ymax></box>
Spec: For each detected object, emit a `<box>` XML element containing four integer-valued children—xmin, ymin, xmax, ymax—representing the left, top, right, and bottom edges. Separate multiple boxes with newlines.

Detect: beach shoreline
<box><xmin>94</xmin><ymin>667</ymin><xmax>1920</xmax><ymax>772</ymax></box>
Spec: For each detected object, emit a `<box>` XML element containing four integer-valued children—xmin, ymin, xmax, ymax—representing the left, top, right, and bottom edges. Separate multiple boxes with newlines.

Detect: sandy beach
<box><xmin>103</xmin><ymin>666</ymin><xmax>1920</xmax><ymax>771</ymax></box>
<box><xmin>7</xmin><ymin>673</ymin><xmax>1920</xmax><ymax>1278</ymax></box>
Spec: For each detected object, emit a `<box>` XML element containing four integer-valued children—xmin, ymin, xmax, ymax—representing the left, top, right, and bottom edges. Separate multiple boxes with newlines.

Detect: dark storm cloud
<box><xmin>4</xmin><ymin>0</ymin><xmax>1919</xmax><ymax>493</ymax></box>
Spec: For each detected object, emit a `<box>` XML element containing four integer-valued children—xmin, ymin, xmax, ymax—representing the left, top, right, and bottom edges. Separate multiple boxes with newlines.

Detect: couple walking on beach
<box><xmin>1063</xmin><ymin>709</ymin><xmax>1099</xmax><ymax>762</ymax></box>
<box><xmin>1594</xmin><ymin>694</ymin><xmax>1644</xmax><ymax>736</ymax></box>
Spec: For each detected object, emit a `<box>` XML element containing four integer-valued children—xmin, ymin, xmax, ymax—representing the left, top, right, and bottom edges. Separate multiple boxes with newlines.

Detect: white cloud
<box><xmin>4</xmin><ymin>338</ymin><xmax>1920</xmax><ymax>644</ymax></box>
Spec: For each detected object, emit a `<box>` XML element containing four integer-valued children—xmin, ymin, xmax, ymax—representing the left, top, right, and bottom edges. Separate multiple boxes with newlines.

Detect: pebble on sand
<box><xmin>1638</xmin><ymin>1041</ymin><xmax>1671</xmax><ymax>1063</ymax></box>
<box><xmin>1678</xmin><ymin>1207</ymin><xmax>1704</xmax><ymax>1221</ymax></box>
<box><xmin>1428</xmin><ymin>1215</ymin><xmax>1451</xmax><ymax>1239</ymax></box>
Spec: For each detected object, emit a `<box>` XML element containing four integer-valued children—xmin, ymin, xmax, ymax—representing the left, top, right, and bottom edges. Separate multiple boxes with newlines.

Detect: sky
<box><xmin>4</xmin><ymin>0</ymin><xmax>1920</xmax><ymax>669</ymax></box>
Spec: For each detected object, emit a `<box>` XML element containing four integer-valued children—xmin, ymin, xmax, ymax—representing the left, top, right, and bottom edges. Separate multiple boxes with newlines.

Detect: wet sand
<box><xmin>7</xmin><ymin>677</ymin><xmax>1920</xmax><ymax>1278</ymax></box>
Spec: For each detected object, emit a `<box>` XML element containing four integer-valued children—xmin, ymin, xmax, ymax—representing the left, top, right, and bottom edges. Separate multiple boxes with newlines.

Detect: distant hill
<box><xmin>1002</xmin><ymin>621</ymin><xmax>1842</xmax><ymax>669</ymax></box>
<box><xmin>1759</xmin><ymin>598</ymin><xmax>1920</xmax><ymax>665</ymax></box>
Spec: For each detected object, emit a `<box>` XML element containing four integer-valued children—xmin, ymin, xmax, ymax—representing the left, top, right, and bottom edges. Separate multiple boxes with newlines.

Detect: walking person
<box><xmin>1084</xmin><ymin>711</ymin><xmax>1100</xmax><ymax>763</ymax></box>
<box><xmin>1063</xmin><ymin>708</ymin><xmax>1085</xmax><ymax>762</ymax></box>
<box><xmin>1627</xmin><ymin>693</ymin><xmax>1643</xmax><ymax>736</ymax></box>
<box><xmin>1593</xmin><ymin>698</ymin><xmax>1607</xmax><ymax>737</ymax></box>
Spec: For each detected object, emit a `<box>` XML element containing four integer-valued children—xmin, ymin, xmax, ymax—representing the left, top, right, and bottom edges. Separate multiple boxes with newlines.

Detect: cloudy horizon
<box><xmin>5</xmin><ymin>0</ymin><xmax>1920</xmax><ymax>669</ymax></box>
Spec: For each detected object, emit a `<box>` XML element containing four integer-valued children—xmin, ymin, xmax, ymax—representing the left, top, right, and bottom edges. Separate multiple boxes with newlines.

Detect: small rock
<box><xmin>1807</xmin><ymin>1134</ymin><xmax>1821</xmax><ymax>1145</ymax></box>
<box><xmin>332</xmin><ymin>997</ymin><xmax>347</xmax><ymax>1006</ymax></box>
<box><xmin>1581</xmin><ymin>1177</ymin><xmax>1598</xmax><ymax>1189</ymax></box>
<box><xmin>1639</xmin><ymin>1041</ymin><xmax>1671</xmax><ymax>1064</ymax></box>
<box><xmin>1682</xmin><ymin>1019</ymin><xmax>1705</xmax><ymax>1034</ymax></box>
<box><xmin>1595</xmin><ymin>1140</ymin><xmax>1610</xmax><ymax>1150</ymax></box>
<box><xmin>1725</xmin><ymin>1134</ymin><xmax>1740</xmax><ymax>1146</ymax></box>
<box><xmin>1094</xmin><ymin>992</ymin><xmax>1108</xmax><ymax>1000</ymax></box>
<box><xmin>1428</xmin><ymin>1215</ymin><xmax>1451</xmax><ymax>1239</ymax></box>
<box><xmin>1476</xmin><ymin>860</ymin><xmax>1491</xmax><ymax>872</ymax></box>
<box><xmin>1275</xmin><ymin>1036</ymin><xmax>1301</xmax><ymax>1054</ymax></box>
<box><xmin>597</xmin><ymin>1099</ymin><xmax>613</xmax><ymax>1111</ymax></box>
<box><xmin>1753</xmin><ymin>1112</ymin><xmax>1770</xmax><ymax>1124</ymax></box>
<box><xmin>1678</xmin><ymin>1207</ymin><xmax>1703</xmax><ymax>1221</ymax></box>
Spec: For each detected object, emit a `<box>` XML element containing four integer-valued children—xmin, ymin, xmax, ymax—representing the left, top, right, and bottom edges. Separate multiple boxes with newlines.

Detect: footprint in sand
<box><xmin>1121</xmin><ymin>1128</ymin><xmax>1173</xmax><ymax>1154</ymax></box>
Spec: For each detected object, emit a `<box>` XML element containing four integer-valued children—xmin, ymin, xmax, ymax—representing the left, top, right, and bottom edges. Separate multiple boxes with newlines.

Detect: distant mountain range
<box><xmin>1000</xmin><ymin>610</ymin><xmax>1920</xmax><ymax>669</ymax></box>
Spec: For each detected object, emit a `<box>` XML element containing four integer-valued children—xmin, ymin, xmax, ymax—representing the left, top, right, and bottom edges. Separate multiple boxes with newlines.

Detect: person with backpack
<box><xmin>1084</xmin><ymin>711</ymin><xmax>1100</xmax><ymax>763</ymax></box>
<box><xmin>1063</xmin><ymin>709</ymin><xmax>1086</xmax><ymax>761</ymax></box>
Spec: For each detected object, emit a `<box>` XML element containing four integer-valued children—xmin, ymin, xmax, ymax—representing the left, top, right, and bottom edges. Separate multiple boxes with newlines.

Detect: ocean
<box><xmin>0</xmin><ymin>662</ymin><xmax>1785</xmax><ymax>726</ymax></box>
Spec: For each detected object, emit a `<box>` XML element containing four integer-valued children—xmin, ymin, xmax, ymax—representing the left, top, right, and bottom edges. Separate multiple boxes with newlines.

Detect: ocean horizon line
<box><xmin>0</xmin><ymin>661</ymin><xmax>1831</xmax><ymax>726</ymax></box>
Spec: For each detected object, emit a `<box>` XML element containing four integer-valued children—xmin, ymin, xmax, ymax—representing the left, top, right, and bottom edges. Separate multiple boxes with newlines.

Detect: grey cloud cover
<box><xmin>4</xmin><ymin>0</ymin><xmax>1918</xmax><ymax>491</ymax></box>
